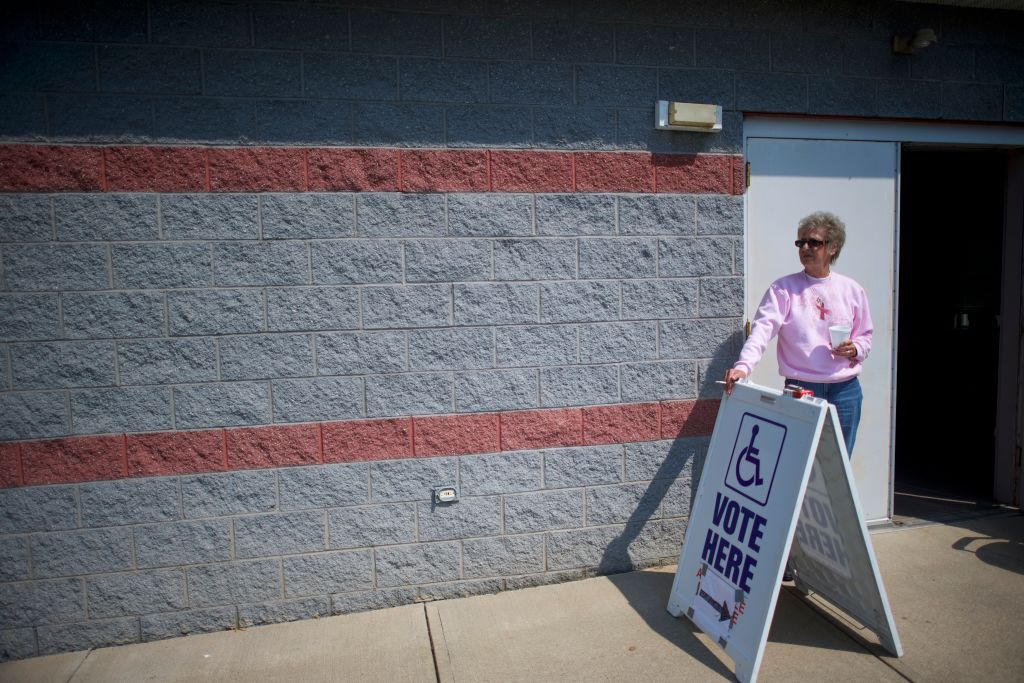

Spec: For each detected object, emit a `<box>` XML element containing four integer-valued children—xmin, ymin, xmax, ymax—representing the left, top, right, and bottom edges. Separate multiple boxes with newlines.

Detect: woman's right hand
<box><xmin>723</xmin><ymin>368</ymin><xmax>748</xmax><ymax>395</ymax></box>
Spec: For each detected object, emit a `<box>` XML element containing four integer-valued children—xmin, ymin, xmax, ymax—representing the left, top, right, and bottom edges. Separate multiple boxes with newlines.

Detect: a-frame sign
<box><xmin>667</xmin><ymin>381</ymin><xmax>902</xmax><ymax>682</ymax></box>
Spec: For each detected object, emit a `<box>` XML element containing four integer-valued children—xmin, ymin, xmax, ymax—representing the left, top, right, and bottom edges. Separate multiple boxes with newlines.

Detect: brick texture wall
<box><xmin>1</xmin><ymin>0</ymin><xmax>1021</xmax><ymax>660</ymax></box>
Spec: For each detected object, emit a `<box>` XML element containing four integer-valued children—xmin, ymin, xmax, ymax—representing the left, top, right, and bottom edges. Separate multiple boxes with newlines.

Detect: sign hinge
<box><xmin>745</xmin><ymin>161</ymin><xmax>750</xmax><ymax>188</ymax></box>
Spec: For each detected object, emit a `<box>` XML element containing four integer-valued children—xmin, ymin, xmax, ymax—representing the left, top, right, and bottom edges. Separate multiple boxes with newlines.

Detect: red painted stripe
<box><xmin>732</xmin><ymin>156</ymin><xmax>746</xmax><ymax>195</ymax></box>
<box><xmin>0</xmin><ymin>144</ymin><xmax>739</xmax><ymax>195</ymax></box>
<box><xmin>0</xmin><ymin>400</ymin><xmax>716</xmax><ymax>488</ymax></box>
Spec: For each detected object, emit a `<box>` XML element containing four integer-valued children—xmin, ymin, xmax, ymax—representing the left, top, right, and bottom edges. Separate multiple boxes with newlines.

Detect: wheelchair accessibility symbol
<box><xmin>725</xmin><ymin>413</ymin><xmax>787</xmax><ymax>506</ymax></box>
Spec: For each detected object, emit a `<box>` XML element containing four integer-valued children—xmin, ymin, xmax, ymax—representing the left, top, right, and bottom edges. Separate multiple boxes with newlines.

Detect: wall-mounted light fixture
<box><xmin>655</xmin><ymin>101</ymin><xmax>722</xmax><ymax>132</ymax></box>
<box><xmin>892</xmin><ymin>28</ymin><xmax>938</xmax><ymax>55</ymax></box>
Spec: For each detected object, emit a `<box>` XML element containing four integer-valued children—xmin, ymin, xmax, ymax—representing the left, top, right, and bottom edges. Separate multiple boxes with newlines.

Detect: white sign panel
<box><xmin>667</xmin><ymin>381</ymin><xmax>902</xmax><ymax>682</ymax></box>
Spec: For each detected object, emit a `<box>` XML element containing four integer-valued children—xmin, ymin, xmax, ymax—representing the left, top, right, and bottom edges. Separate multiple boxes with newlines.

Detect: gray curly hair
<box><xmin>798</xmin><ymin>211</ymin><xmax>846</xmax><ymax>264</ymax></box>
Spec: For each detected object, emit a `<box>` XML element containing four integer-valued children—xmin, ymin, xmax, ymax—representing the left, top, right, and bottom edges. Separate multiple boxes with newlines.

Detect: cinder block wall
<box><xmin>1</xmin><ymin>0</ymin><xmax>1020</xmax><ymax>660</ymax></box>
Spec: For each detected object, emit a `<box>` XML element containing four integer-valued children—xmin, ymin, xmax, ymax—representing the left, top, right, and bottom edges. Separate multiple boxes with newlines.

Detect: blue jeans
<box><xmin>784</xmin><ymin>376</ymin><xmax>863</xmax><ymax>458</ymax></box>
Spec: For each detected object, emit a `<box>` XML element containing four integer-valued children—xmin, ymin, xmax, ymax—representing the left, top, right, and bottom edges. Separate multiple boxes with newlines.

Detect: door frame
<box><xmin>743</xmin><ymin>116</ymin><xmax>1024</xmax><ymax>514</ymax></box>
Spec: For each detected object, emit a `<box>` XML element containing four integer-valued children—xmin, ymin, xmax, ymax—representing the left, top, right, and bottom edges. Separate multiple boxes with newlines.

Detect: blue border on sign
<box><xmin>724</xmin><ymin>412</ymin><xmax>788</xmax><ymax>507</ymax></box>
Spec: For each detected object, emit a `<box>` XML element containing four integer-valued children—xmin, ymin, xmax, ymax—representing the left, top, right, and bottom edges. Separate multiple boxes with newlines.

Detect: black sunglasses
<box><xmin>794</xmin><ymin>238</ymin><xmax>825</xmax><ymax>249</ymax></box>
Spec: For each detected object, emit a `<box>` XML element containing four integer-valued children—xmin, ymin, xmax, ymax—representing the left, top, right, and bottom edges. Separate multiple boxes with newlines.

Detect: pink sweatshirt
<box><xmin>734</xmin><ymin>270</ymin><xmax>873</xmax><ymax>383</ymax></box>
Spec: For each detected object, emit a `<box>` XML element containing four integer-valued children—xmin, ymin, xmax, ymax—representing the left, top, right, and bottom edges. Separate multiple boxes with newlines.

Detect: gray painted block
<box><xmin>2</xmin><ymin>244</ymin><xmax>108</xmax><ymax>291</ymax></box>
<box><xmin>405</xmin><ymin>239</ymin><xmax>492</xmax><ymax>283</ymax></box>
<box><xmin>186</xmin><ymin>559</ymin><xmax>282</xmax><ymax>608</ymax></box>
<box><xmin>504</xmin><ymin>569</ymin><xmax>588</xmax><ymax>591</ymax></box>
<box><xmin>150</xmin><ymin>0</ymin><xmax>251</xmax><ymax>47</ymax></box>
<box><xmin>374</xmin><ymin>542</ymin><xmax>461</xmax><ymax>587</ymax></box>
<box><xmin>697</xmin><ymin>355</ymin><xmax>733</xmax><ymax>398</ymax></box>
<box><xmin>0</xmin><ymin>195</ymin><xmax>52</xmax><ymax>242</ymax></box>
<box><xmin>118</xmin><ymin>338</ymin><xmax>217</xmax><ymax>385</ymax></box>
<box><xmin>539</xmin><ymin>365</ymin><xmax>619</xmax><ymax>407</ymax></box>
<box><xmin>618</xmin><ymin>195</ymin><xmax>695</xmax><ymax>236</ymax></box>
<box><xmin>695</xmin><ymin>28</ymin><xmax>769</xmax><ymax>71</ymax></box>
<box><xmin>203</xmin><ymin>49</ymin><xmax>302</xmax><ymax>98</ymax></box>
<box><xmin>0</xmin><ymin>391</ymin><xmax>68</xmax><ymax>440</ymax></box>
<box><xmin>267</xmin><ymin>287</ymin><xmax>360</xmax><ymax>332</ymax></box>
<box><xmin>454</xmin><ymin>283</ymin><xmax>538</xmax><ymax>326</ymax></box>
<box><xmin>48</xmin><ymin>93</ymin><xmax>152</xmax><ymax>140</ymax></box>
<box><xmin>533</xmin><ymin>20</ymin><xmax>613</xmax><ymax>63</ymax></box>
<box><xmin>658</xmin><ymin>474</ymin><xmax>695</xmax><ymax>518</ymax></box>
<box><xmin>459</xmin><ymin>450</ymin><xmax>543</xmax><ymax>496</ymax></box>
<box><xmin>352</xmin><ymin>103</ymin><xmax>446</xmax><ymax>147</ymax></box>
<box><xmin>357</xmin><ymin>194</ymin><xmax>446</xmax><ymax>237</ymax></box>
<box><xmin>63</xmin><ymin>292</ymin><xmax>166</xmax><ymax>339</ymax></box>
<box><xmin>617</xmin><ymin>23</ymin><xmax>694</xmax><ymax>67</ymax></box>
<box><xmin>534</xmin><ymin>106</ymin><xmax>617</xmax><ymax>150</ymax></box>
<box><xmin>54</xmin><ymin>194</ymin><xmax>157</xmax><ymax>241</ymax></box>
<box><xmin>283</xmin><ymin>551</ymin><xmax>374</xmax><ymax>597</ymax></box>
<box><xmin>238</xmin><ymin>597</ymin><xmax>332</xmax><ymax>627</ymax></box>
<box><xmin>463</xmin><ymin>534</ymin><xmax>545</xmax><ymax>578</ymax></box>
<box><xmin>0</xmin><ymin>92</ymin><xmax>46</xmax><ymax>139</ymax></box>
<box><xmin>141</xmin><ymin>606</ymin><xmax>236</xmax><ymax>641</ymax></box>
<box><xmin>541</xmin><ymin>281</ymin><xmax>619</xmax><ymax>324</ymax></box>
<box><xmin>696</xmin><ymin>195</ymin><xmax>743</xmax><ymax>236</ymax></box>
<box><xmin>86</xmin><ymin>569</ymin><xmax>187</xmax><ymax>619</ymax></box>
<box><xmin>168</xmin><ymin>289</ymin><xmax>264</xmax><ymax>336</ymax></box>
<box><xmin>350</xmin><ymin>8</ymin><xmax>442</xmax><ymax>57</ymax></box>
<box><xmin>494</xmin><ymin>239</ymin><xmax>576</xmax><ymax>281</ymax></box>
<box><xmin>316</xmin><ymin>331</ymin><xmax>407</xmax><ymax>375</ymax></box>
<box><xmin>31</xmin><ymin>527</ymin><xmax>133</xmax><ymax>578</ymax></box>
<box><xmin>587</xmin><ymin>482</ymin><xmax>664</xmax><ymax>526</ymax></box>
<box><xmin>111</xmin><ymin>243</ymin><xmax>212</xmax><ymax>289</ymax></box>
<box><xmin>37</xmin><ymin>618</ymin><xmax>139</xmax><ymax>656</ymax></box>
<box><xmin>153</xmin><ymin>97</ymin><xmax>258</xmax><ymax>144</ymax></box>
<box><xmin>71</xmin><ymin>387</ymin><xmax>173</xmax><ymax>434</ymax></box>
<box><xmin>411</xmin><ymin>578</ymin><xmax>503</xmax><ymax>603</ymax></box>
<box><xmin>97</xmin><ymin>45</ymin><xmax>202</xmax><ymax>95</ymax></box>
<box><xmin>365</xmin><ymin>371</ymin><xmax>453</xmax><ymax>417</ymax></box>
<box><xmin>272</xmin><ymin>376</ymin><xmax>364</xmax><ymax>423</ymax></box>
<box><xmin>976</xmin><ymin>46</ymin><xmax>1024</xmax><ymax>86</ymax></box>
<box><xmin>256</xmin><ymin>100</ymin><xmax>353</xmax><ymax>145</ymax></box>
<box><xmin>253</xmin><ymin>2</ymin><xmax>349</xmax><ymax>50</ymax></box>
<box><xmin>362</xmin><ymin>285</ymin><xmax>450</xmax><ymax>328</ymax></box>
<box><xmin>399</xmin><ymin>58</ymin><xmax>488</xmax><ymax>103</ymax></box>
<box><xmin>181</xmin><ymin>470</ymin><xmax>278</xmax><ymax>520</ymax></box>
<box><xmin>0</xmin><ymin>485</ymin><xmax>78</xmax><ymax>534</ymax></box>
<box><xmin>535</xmin><ymin>194</ymin><xmax>615</xmax><ymax>236</ymax></box>
<box><xmin>504</xmin><ymin>489</ymin><xmax>585</xmax><ymax>534</ymax></box>
<box><xmin>278</xmin><ymin>463</ymin><xmax>369</xmax><ymax>511</ymax></box>
<box><xmin>771</xmin><ymin>34</ymin><xmax>843</xmax><ymax>76</ymax></box>
<box><xmin>808</xmin><ymin>76</ymin><xmax>878</xmax><ymax>117</ymax></box>
<box><xmin>0</xmin><ymin>578</ymin><xmax>85</xmax><ymax>629</ymax></box>
<box><xmin>1007</xmin><ymin>86</ymin><xmax>1024</xmax><ymax>122</ymax></box>
<box><xmin>659</xmin><ymin>317</ymin><xmax>743</xmax><ymax>360</ymax></box>
<box><xmin>736</xmin><ymin>72</ymin><xmax>808</xmax><ymax>114</ymax></box>
<box><xmin>490</xmin><ymin>62</ymin><xmax>573</xmax><ymax>105</ymax></box>
<box><xmin>79</xmin><ymin>478</ymin><xmax>181</xmax><ymax>528</ymax></box>
<box><xmin>621</xmin><ymin>280</ymin><xmax>698</xmax><ymax>319</ymax></box>
<box><xmin>234</xmin><ymin>510</ymin><xmax>326</xmax><ymax>559</ymax></box>
<box><xmin>624</xmin><ymin>438</ymin><xmax>703</xmax><ymax>482</ymax></box>
<box><xmin>456</xmin><ymin>368</ymin><xmax>538</xmax><ymax>412</ymax></box>
<box><xmin>261</xmin><ymin>194</ymin><xmax>355</xmax><ymax>239</ymax></box>
<box><xmin>10</xmin><ymin>340</ymin><xmax>114</xmax><ymax>390</ymax></box>
<box><xmin>579</xmin><ymin>322</ymin><xmax>657</xmax><ymax>364</ymax></box>
<box><xmin>699</xmin><ymin>277</ymin><xmax>744</xmax><ymax>316</ymax></box>
<box><xmin>942</xmin><ymin>82</ymin><xmax>1003</xmax><ymax>121</ymax></box>
<box><xmin>576</xmin><ymin>64</ymin><xmax>658</xmax><ymax>107</ymax></box>
<box><xmin>445</xmin><ymin>15</ymin><xmax>530</xmax><ymax>60</ymax></box>
<box><xmin>311</xmin><ymin>240</ymin><xmax>403</xmax><ymax>285</ymax></box>
<box><xmin>134</xmin><ymin>519</ymin><xmax>233</xmax><ymax>568</ymax></box>
<box><xmin>371</xmin><ymin>457</ymin><xmax>457</xmax><ymax>503</ymax></box>
<box><xmin>330</xmin><ymin>587</ymin><xmax>419</xmax><ymax>615</ymax></box>
<box><xmin>621</xmin><ymin>360</ymin><xmax>696</xmax><ymax>402</ymax></box>
<box><xmin>173</xmin><ymin>382</ymin><xmax>271</xmax><ymax>429</ymax></box>
<box><xmin>0</xmin><ymin>537</ymin><xmax>30</xmax><ymax>582</ymax></box>
<box><xmin>213</xmin><ymin>242</ymin><xmax>309</xmax><ymax>287</ymax></box>
<box><xmin>304</xmin><ymin>53</ymin><xmax>397</xmax><ymax>100</ymax></box>
<box><xmin>579</xmin><ymin>238</ymin><xmax>656</xmax><ymax>279</ymax></box>
<box><xmin>544</xmin><ymin>445</ymin><xmax>623</xmax><ymax>489</ymax></box>
<box><xmin>876</xmin><ymin>80</ymin><xmax>941</xmax><ymax>119</ymax></box>
<box><xmin>545</xmin><ymin>524</ymin><xmax>632</xmax><ymax>572</ymax></box>
<box><xmin>0</xmin><ymin>43</ymin><xmax>96</xmax><ymax>93</ymax></box>
<box><xmin>417</xmin><ymin>495</ymin><xmax>502</xmax><ymax>541</ymax></box>
<box><xmin>0</xmin><ymin>294</ymin><xmax>60</xmax><ymax>341</ymax></box>
<box><xmin>445</xmin><ymin>104</ymin><xmax>534</xmax><ymax>148</ymax></box>
<box><xmin>658</xmin><ymin>68</ymin><xmax>736</xmax><ymax>111</ymax></box>
<box><xmin>328</xmin><ymin>503</ymin><xmax>417</xmax><ymax>549</ymax></box>
<box><xmin>409</xmin><ymin>327</ymin><xmax>494</xmax><ymax>371</ymax></box>
<box><xmin>447</xmin><ymin>194</ymin><xmax>533</xmax><ymax>237</ymax></box>
<box><xmin>219</xmin><ymin>334</ymin><xmax>315</xmax><ymax>380</ymax></box>
<box><xmin>160</xmin><ymin>195</ymin><xmax>260</xmax><ymax>240</ymax></box>
<box><xmin>496</xmin><ymin>324</ymin><xmax>577</xmax><ymax>367</ymax></box>
<box><xmin>0</xmin><ymin>627</ymin><xmax>37</xmax><ymax>661</ymax></box>
<box><xmin>659</xmin><ymin>238</ymin><xmax>735</xmax><ymax>277</ymax></box>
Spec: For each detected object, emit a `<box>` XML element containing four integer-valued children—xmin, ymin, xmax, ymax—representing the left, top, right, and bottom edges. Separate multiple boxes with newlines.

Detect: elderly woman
<box><xmin>724</xmin><ymin>211</ymin><xmax>873</xmax><ymax>457</ymax></box>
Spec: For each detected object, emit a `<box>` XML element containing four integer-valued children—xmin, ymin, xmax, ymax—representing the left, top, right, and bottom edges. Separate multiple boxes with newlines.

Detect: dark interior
<box><xmin>894</xmin><ymin>149</ymin><xmax>1006</xmax><ymax>504</ymax></box>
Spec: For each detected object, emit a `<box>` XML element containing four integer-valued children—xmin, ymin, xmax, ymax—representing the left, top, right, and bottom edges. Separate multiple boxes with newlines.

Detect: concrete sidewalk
<box><xmin>3</xmin><ymin>510</ymin><xmax>1021</xmax><ymax>683</ymax></box>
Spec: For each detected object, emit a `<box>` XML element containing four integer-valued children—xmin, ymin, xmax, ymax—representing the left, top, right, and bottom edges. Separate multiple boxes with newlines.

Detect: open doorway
<box><xmin>894</xmin><ymin>148</ymin><xmax>1006</xmax><ymax>514</ymax></box>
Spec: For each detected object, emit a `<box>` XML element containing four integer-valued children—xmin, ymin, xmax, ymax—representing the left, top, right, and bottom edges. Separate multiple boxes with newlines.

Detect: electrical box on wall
<box><xmin>655</xmin><ymin>101</ymin><xmax>722</xmax><ymax>132</ymax></box>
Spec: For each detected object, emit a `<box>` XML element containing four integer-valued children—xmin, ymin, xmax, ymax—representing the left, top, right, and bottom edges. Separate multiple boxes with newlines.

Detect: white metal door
<box><xmin>745</xmin><ymin>138</ymin><xmax>898</xmax><ymax>523</ymax></box>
